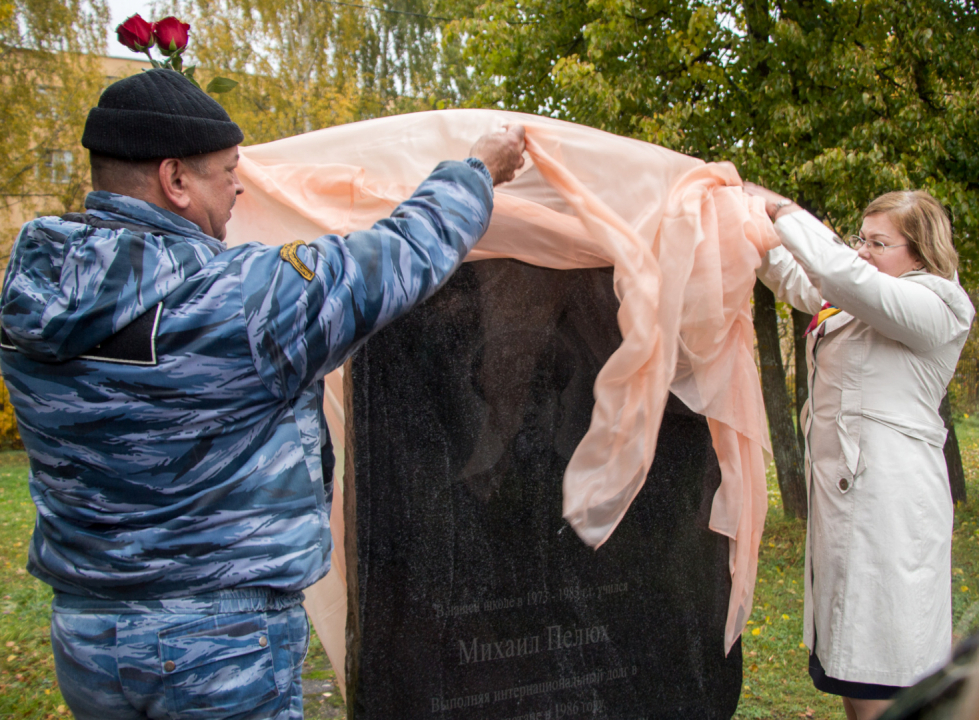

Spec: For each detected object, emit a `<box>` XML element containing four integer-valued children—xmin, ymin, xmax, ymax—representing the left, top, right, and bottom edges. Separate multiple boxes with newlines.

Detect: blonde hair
<box><xmin>863</xmin><ymin>190</ymin><xmax>958</xmax><ymax>280</ymax></box>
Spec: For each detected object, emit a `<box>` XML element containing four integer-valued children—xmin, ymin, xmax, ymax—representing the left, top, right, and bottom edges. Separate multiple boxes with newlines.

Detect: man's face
<box><xmin>182</xmin><ymin>146</ymin><xmax>245</xmax><ymax>241</ymax></box>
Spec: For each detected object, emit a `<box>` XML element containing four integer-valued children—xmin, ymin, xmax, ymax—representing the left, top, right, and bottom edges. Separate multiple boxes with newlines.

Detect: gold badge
<box><xmin>279</xmin><ymin>240</ymin><xmax>315</xmax><ymax>281</ymax></box>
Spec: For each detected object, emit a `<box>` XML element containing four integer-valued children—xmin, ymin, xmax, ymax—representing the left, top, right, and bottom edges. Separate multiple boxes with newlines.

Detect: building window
<box><xmin>38</xmin><ymin>150</ymin><xmax>74</xmax><ymax>184</ymax></box>
<box><xmin>35</xmin><ymin>85</ymin><xmax>56</xmax><ymax>119</ymax></box>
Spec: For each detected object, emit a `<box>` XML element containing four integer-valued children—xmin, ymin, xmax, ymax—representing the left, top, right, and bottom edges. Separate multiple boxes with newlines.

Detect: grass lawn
<box><xmin>3</xmin><ymin>424</ymin><xmax>979</xmax><ymax>719</ymax></box>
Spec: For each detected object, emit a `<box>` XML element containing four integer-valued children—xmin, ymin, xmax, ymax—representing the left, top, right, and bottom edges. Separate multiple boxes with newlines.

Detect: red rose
<box><xmin>116</xmin><ymin>14</ymin><xmax>154</xmax><ymax>52</ymax></box>
<box><xmin>153</xmin><ymin>17</ymin><xmax>190</xmax><ymax>56</ymax></box>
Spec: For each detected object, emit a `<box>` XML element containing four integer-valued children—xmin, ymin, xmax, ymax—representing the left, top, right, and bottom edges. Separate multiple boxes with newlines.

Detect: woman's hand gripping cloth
<box><xmin>226</xmin><ymin>109</ymin><xmax>780</xmax><ymax>685</ymax></box>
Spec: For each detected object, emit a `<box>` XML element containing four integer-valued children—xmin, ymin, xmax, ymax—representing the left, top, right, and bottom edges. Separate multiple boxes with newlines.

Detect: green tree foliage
<box><xmin>357</xmin><ymin>0</ymin><xmax>473</xmax><ymax>116</ymax></box>
<box><xmin>450</xmin><ymin>0</ymin><xmax>979</xmax><ymax>279</ymax></box>
<box><xmin>165</xmin><ymin>0</ymin><xmax>472</xmax><ymax>144</ymax></box>
<box><xmin>162</xmin><ymin>0</ymin><xmax>364</xmax><ymax>142</ymax></box>
<box><xmin>0</xmin><ymin>0</ymin><xmax>109</xmax><ymax>237</ymax></box>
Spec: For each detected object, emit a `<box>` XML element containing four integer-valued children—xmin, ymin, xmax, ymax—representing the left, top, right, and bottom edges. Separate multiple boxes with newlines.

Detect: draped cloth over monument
<box><xmin>225</xmin><ymin>109</ymin><xmax>780</xmax><ymax>697</ymax></box>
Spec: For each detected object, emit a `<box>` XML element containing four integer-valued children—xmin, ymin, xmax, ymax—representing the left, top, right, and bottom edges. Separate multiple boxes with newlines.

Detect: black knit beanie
<box><xmin>82</xmin><ymin>69</ymin><xmax>244</xmax><ymax>161</ymax></box>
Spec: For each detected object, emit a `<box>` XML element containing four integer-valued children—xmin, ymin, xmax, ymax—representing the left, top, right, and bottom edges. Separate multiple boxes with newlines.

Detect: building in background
<box><xmin>1</xmin><ymin>54</ymin><xmax>151</xmax><ymax>241</ymax></box>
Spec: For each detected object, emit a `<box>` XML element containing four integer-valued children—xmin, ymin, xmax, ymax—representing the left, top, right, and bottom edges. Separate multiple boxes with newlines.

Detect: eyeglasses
<box><xmin>847</xmin><ymin>235</ymin><xmax>908</xmax><ymax>256</ymax></box>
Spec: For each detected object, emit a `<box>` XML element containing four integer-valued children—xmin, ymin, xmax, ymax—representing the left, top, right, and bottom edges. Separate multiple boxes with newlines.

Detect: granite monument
<box><xmin>343</xmin><ymin>259</ymin><xmax>742</xmax><ymax>720</ymax></box>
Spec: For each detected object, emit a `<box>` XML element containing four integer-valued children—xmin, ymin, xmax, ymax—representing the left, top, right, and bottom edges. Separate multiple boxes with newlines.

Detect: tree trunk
<box><xmin>940</xmin><ymin>393</ymin><xmax>967</xmax><ymax>504</ymax></box>
<box><xmin>754</xmin><ymin>281</ymin><xmax>808</xmax><ymax>518</ymax></box>
<box><xmin>792</xmin><ymin>307</ymin><xmax>811</xmax><ymax>453</ymax></box>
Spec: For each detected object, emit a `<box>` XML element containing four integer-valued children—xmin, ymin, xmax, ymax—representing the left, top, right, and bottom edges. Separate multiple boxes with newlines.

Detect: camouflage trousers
<box><xmin>50</xmin><ymin>589</ymin><xmax>309</xmax><ymax>720</ymax></box>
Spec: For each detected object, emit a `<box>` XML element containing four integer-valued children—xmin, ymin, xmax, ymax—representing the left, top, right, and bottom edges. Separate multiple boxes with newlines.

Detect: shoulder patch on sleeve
<box><xmin>280</xmin><ymin>240</ymin><xmax>315</xmax><ymax>281</ymax></box>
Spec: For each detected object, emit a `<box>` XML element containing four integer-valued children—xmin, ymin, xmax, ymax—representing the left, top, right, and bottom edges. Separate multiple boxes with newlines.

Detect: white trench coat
<box><xmin>758</xmin><ymin>211</ymin><xmax>975</xmax><ymax>686</ymax></box>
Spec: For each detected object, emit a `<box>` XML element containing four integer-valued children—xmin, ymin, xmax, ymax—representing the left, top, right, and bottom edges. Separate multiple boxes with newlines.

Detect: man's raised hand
<box><xmin>469</xmin><ymin>125</ymin><xmax>526</xmax><ymax>186</ymax></box>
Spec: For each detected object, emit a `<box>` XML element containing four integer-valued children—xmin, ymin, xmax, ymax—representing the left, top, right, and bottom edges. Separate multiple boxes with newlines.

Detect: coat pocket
<box><xmin>160</xmin><ymin>613</ymin><xmax>278</xmax><ymax>719</ymax></box>
<box><xmin>834</xmin><ymin>338</ymin><xmax>866</xmax><ymax>493</ymax></box>
<box><xmin>835</xmin><ymin>411</ymin><xmax>863</xmax><ymax>490</ymax></box>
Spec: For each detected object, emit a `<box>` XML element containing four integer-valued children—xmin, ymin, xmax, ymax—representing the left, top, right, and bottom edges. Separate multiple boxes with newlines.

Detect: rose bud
<box><xmin>153</xmin><ymin>17</ymin><xmax>190</xmax><ymax>56</ymax></box>
<box><xmin>116</xmin><ymin>14</ymin><xmax>154</xmax><ymax>52</ymax></box>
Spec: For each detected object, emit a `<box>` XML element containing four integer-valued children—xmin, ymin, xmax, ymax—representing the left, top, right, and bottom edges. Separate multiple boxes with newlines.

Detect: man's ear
<box><xmin>158</xmin><ymin>158</ymin><xmax>193</xmax><ymax>211</ymax></box>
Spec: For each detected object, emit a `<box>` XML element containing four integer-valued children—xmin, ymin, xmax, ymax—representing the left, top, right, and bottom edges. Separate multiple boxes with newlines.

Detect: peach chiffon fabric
<box><xmin>225</xmin><ymin>109</ymin><xmax>779</xmax><ymax>697</ymax></box>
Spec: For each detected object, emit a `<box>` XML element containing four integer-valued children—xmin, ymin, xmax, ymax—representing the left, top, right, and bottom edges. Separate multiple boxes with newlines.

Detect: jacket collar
<box><xmin>84</xmin><ymin>191</ymin><xmax>227</xmax><ymax>253</ymax></box>
<box><xmin>900</xmin><ymin>269</ymin><xmax>930</xmax><ymax>279</ymax></box>
<box><xmin>821</xmin><ymin>309</ymin><xmax>855</xmax><ymax>337</ymax></box>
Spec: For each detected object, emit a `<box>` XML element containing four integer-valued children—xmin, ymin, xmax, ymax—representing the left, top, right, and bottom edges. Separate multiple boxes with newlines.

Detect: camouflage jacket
<box><xmin>0</xmin><ymin>159</ymin><xmax>493</xmax><ymax>600</ymax></box>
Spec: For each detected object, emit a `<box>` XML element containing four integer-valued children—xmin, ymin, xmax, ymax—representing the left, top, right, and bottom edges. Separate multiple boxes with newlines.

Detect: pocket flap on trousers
<box><xmin>159</xmin><ymin>614</ymin><xmax>271</xmax><ymax>672</ymax></box>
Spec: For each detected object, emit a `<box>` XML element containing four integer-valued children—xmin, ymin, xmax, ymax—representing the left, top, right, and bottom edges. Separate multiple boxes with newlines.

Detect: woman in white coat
<box><xmin>744</xmin><ymin>185</ymin><xmax>975</xmax><ymax>720</ymax></box>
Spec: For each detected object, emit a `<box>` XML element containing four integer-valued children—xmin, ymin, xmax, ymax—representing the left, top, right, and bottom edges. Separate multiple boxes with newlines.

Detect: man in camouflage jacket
<box><xmin>0</xmin><ymin>69</ymin><xmax>524</xmax><ymax>719</ymax></box>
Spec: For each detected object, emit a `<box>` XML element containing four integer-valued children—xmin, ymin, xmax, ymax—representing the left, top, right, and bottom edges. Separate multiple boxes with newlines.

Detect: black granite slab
<box><xmin>344</xmin><ymin>260</ymin><xmax>741</xmax><ymax>720</ymax></box>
